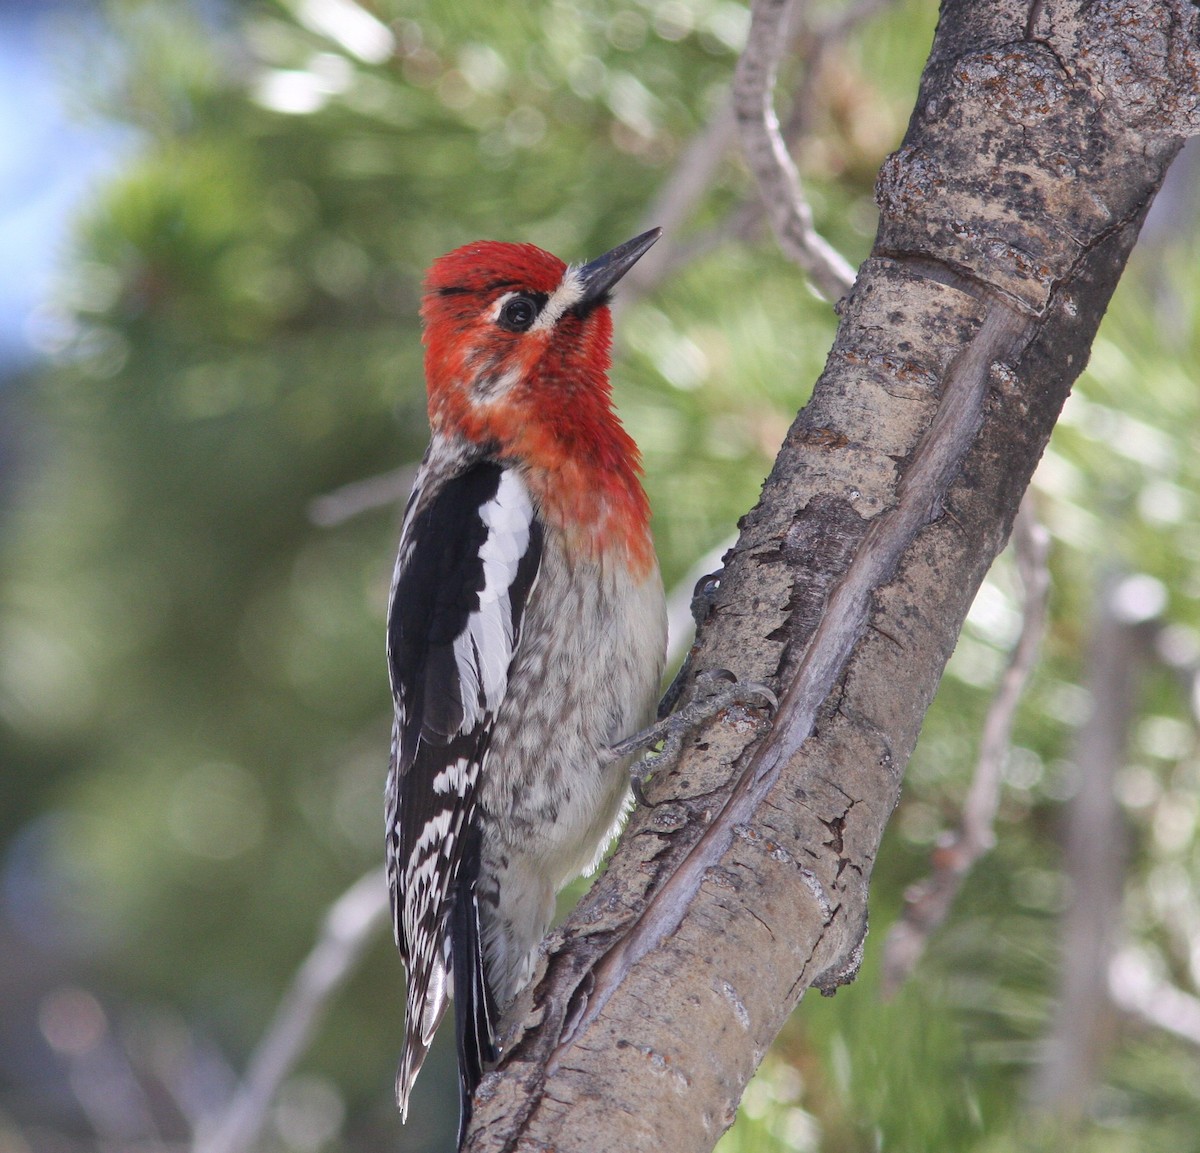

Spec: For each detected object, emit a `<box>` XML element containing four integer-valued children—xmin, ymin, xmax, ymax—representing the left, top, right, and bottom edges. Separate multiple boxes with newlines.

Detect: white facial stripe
<box><xmin>484</xmin><ymin>268</ymin><xmax>592</xmax><ymax>340</ymax></box>
<box><xmin>487</xmin><ymin>291</ymin><xmax>517</xmax><ymax>323</ymax></box>
<box><xmin>484</xmin><ymin>267</ymin><xmax>589</xmax><ymax>336</ymax></box>
<box><xmin>531</xmin><ymin>266</ymin><xmax>585</xmax><ymax>332</ymax></box>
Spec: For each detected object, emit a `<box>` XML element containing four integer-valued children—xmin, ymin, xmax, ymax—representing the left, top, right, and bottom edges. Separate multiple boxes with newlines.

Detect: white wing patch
<box><xmin>452</xmin><ymin>469</ymin><xmax>536</xmax><ymax>733</ymax></box>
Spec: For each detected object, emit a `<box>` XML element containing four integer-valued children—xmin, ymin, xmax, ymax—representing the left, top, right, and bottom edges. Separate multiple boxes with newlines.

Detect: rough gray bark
<box><xmin>466</xmin><ymin>2</ymin><xmax>1200</xmax><ymax>1150</ymax></box>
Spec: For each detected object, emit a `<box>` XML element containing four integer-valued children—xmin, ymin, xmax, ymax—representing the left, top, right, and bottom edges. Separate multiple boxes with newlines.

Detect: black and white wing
<box><xmin>384</xmin><ymin>459</ymin><xmax>542</xmax><ymax>1126</ymax></box>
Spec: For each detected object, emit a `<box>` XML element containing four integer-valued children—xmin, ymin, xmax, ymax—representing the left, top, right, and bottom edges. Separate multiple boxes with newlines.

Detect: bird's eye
<box><xmin>498</xmin><ymin>295</ymin><xmax>538</xmax><ymax>332</ymax></box>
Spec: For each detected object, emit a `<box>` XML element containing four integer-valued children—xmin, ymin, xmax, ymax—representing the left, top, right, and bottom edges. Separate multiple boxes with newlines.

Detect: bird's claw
<box><xmin>611</xmin><ymin>668</ymin><xmax>777</xmax><ymax>803</ymax></box>
<box><xmin>688</xmin><ymin>668</ymin><xmax>779</xmax><ymax>714</ymax></box>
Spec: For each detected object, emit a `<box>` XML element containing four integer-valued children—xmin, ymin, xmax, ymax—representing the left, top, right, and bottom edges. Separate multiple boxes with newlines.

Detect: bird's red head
<box><xmin>419</xmin><ymin>230</ymin><xmax>661</xmax><ymax>571</ymax></box>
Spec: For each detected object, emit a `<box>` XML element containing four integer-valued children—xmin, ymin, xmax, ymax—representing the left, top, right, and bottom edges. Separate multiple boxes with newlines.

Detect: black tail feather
<box><xmin>451</xmin><ymin>839</ymin><xmax>498</xmax><ymax>1149</ymax></box>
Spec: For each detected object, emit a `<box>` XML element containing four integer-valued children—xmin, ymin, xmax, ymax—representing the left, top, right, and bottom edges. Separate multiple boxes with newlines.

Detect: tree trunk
<box><xmin>465</xmin><ymin>2</ymin><xmax>1200</xmax><ymax>1149</ymax></box>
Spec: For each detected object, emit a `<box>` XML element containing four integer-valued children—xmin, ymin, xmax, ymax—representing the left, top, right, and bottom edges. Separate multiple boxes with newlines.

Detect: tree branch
<box><xmin>1110</xmin><ymin>947</ymin><xmax>1200</xmax><ymax>1049</ymax></box>
<box><xmin>624</xmin><ymin>0</ymin><xmax>897</xmax><ymax>307</ymax></box>
<box><xmin>462</xmin><ymin>3</ymin><xmax>1200</xmax><ymax>1149</ymax></box>
<box><xmin>308</xmin><ymin>465</ymin><xmax>416</xmax><ymax>527</ymax></box>
<box><xmin>553</xmin><ymin>304</ymin><xmax>1033</xmax><ymax>1063</ymax></box>
<box><xmin>194</xmin><ymin>871</ymin><xmax>389</xmax><ymax>1153</ymax></box>
<box><xmin>732</xmin><ymin>0</ymin><xmax>856</xmax><ymax>300</ymax></box>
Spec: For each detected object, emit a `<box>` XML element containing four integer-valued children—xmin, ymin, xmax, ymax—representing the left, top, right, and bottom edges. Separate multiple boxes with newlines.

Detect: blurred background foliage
<box><xmin>2</xmin><ymin>0</ymin><xmax>1200</xmax><ymax>1150</ymax></box>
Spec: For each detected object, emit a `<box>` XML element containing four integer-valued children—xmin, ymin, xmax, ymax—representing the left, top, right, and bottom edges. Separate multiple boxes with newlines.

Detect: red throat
<box><xmin>506</xmin><ymin>313</ymin><xmax>655</xmax><ymax>577</ymax></box>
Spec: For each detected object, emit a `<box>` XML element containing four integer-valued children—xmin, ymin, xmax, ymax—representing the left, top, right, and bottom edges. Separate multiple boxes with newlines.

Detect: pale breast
<box><xmin>478</xmin><ymin>524</ymin><xmax>667</xmax><ymax>890</ymax></box>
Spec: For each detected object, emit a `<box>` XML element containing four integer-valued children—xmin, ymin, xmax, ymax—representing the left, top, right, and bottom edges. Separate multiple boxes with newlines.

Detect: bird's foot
<box><xmin>608</xmin><ymin>669</ymin><xmax>777</xmax><ymax>804</ymax></box>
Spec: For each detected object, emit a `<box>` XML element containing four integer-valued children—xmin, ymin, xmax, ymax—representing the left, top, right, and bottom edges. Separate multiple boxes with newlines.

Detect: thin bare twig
<box><xmin>617</xmin><ymin>103</ymin><xmax>738</xmax><ymax>317</ymax></box>
<box><xmin>810</xmin><ymin>0</ymin><xmax>897</xmax><ymax>46</ymax></box>
<box><xmin>732</xmin><ymin>0</ymin><xmax>857</xmax><ymax>300</ymax></box>
<box><xmin>308</xmin><ymin>465</ymin><xmax>417</xmax><ymax>527</ymax></box>
<box><xmin>880</xmin><ymin>495</ymin><xmax>1051</xmax><ymax>995</ymax></box>
<box><xmin>194</xmin><ymin>870</ymin><xmax>390</xmax><ymax>1153</ymax></box>
<box><xmin>625</xmin><ymin>0</ymin><xmax>895</xmax><ymax>311</ymax></box>
<box><xmin>1109</xmin><ymin>947</ymin><xmax>1200</xmax><ymax>1049</ymax></box>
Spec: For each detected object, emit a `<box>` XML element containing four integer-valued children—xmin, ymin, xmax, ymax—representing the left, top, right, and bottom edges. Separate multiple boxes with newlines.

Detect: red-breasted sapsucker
<box><xmin>385</xmin><ymin>229</ymin><xmax>667</xmax><ymax>1142</ymax></box>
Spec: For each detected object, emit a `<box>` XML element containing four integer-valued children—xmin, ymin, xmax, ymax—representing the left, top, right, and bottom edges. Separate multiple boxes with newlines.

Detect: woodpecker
<box><xmin>385</xmin><ymin>228</ymin><xmax>667</xmax><ymax>1143</ymax></box>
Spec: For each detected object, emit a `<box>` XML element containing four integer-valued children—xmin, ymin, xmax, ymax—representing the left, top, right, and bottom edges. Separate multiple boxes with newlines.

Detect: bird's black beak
<box><xmin>575</xmin><ymin>227</ymin><xmax>662</xmax><ymax>311</ymax></box>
